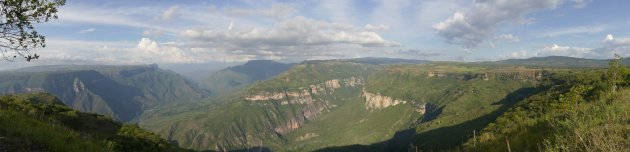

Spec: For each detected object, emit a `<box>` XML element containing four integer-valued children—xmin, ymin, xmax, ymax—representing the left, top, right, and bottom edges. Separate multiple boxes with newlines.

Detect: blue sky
<box><xmin>5</xmin><ymin>0</ymin><xmax>630</xmax><ymax>69</ymax></box>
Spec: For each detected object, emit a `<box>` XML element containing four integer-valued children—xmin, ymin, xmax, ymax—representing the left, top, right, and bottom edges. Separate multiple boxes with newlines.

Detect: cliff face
<box><xmin>246</xmin><ymin>76</ymin><xmax>363</xmax><ymax>104</ymax></box>
<box><xmin>0</xmin><ymin>65</ymin><xmax>204</xmax><ymax>122</ymax></box>
<box><xmin>245</xmin><ymin>77</ymin><xmax>364</xmax><ymax>134</ymax></box>
<box><xmin>361</xmin><ymin>88</ymin><xmax>426</xmax><ymax>114</ymax></box>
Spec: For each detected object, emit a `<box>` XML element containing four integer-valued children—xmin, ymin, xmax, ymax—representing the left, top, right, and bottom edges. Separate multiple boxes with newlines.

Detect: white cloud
<box><xmin>364</xmin><ymin>24</ymin><xmax>390</xmax><ymax>31</ymax></box>
<box><xmin>538</xmin><ymin>44</ymin><xmax>592</xmax><ymax>57</ymax></box>
<box><xmin>495</xmin><ymin>34</ymin><xmax>520</xmax><ymax>43</ymax></box>
<box><xmin>78</xmin><ymin>28</ymin><xmax>95</xmax><ymax>34</ymax></box>
<box><xmin>499</xmin><ymin>50</ymin><xmax>532</xmax><ymax>59</ymax></box>
<box><xmin>434</xmin><ymin>0</ymin><xmax>563</xmax><ymax>48</ymax></box>
<box><xmin>602</xmin><ymin>34</ymin><xmax>630</xmax><ymax>46</ymax></box>
<box><xmin>161</xmin><ymin>6</ymin><xmax>180</xmax><ymax>20</ymax></box>
<box><xmin>58</xmin><ymin>6</ymin><xmax>178</xmax><ymax>35</ymax></box>
<box><xmin>223</xmin><ymin>3</ymin><xmax>298</xmax><ymax>19</ymax></box>
<box><xmin>542</xmin><ymin>25</ymin><xmax>605</xmax><ymax>37</ymax></box>
<box><xmin>499</xmin><ymin>44</ymin><xmax>593</xmax><ymax>60</ymax></box>
<box><xmin>181</xmin><ymin>16</ymin><xmax>399</xmax><ymax>47</ymax></box>
<box><xmin>593</xmin><ymin>34</ymin><xmax>630</xmax><ymax>58</ymax></box>
<box><xmin>134</xmin><ymin>38</ymin><xmax>195</xmax><ymax>63</ymax></box>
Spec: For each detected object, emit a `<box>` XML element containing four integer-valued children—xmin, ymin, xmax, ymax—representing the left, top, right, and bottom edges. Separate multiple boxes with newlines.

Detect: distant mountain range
<box><xmin>0</xmin><ymin>64</ymin><xmax>204</xmax><ymax>122</ymax></box>
<box><xmin>200</xmin><ymin>60</ymin><xmax>293</xmax><ymax>96</ymax></box>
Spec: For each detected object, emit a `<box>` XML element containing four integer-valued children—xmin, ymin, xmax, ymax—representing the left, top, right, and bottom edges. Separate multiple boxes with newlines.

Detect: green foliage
<box><xmin>0</xmin><ymin>93</ymin><xmax>186</xmax><ymax>151</ymax></box>
<box><xmin>460</xmin><ymin>67</ymin><xmax>630</xmax><ymax>151</ymax></box>
<box><xmin>0</xmin><ymin>0</ymin><xmax>65</xmax><ymax>61</ymax></box>
<box><xmin>607</xmin><ymin>54</ymin><xmax>630</xmax><ymax>92</ymax></box>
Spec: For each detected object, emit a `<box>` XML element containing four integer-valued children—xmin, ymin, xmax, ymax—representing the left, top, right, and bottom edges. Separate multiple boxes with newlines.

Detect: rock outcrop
<box><xmin>243</xmin><ymin>77</ymin><xmax>364</xmax><ymax>135</ymax></box>
<box><xmin>362</xmin><ymin>88</ymin><xmax>407</xmax><ymax>110</ymax></box>
<box><xmin>246</xmin><ymin>77</ymin><xmax>364</xmax><ymax>104</ymax></box>
<box><xmin>362</xmin><ymin>88</ymin><xmax>426</xmax><ymax>114</ymax></box>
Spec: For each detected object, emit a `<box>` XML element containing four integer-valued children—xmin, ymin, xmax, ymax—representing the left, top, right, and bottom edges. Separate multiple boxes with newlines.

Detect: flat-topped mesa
<box><xmin>245</xmin><ymin>77</ymin><xmax>365</xmax><ymax>103</ymax></box>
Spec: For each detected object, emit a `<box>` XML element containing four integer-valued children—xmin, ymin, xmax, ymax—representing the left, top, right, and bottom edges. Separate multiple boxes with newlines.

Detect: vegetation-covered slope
<box><xmin>141</xmin><ymin>61</ymin><xmax>375</xmax><ymax>151</ymax></box>
<box><xmin>140</xmin><ymin>58</ymin><xmax>584</xmax><ymax>151</ymax></box>
<box><xmin>0</xmin><ymin>64</ymin><xmax>204</xmax><ymax>122</ymax></box>
<box><xmin>0</xmin><ymin>93</ymin><xmax>185</xmax><ymax>152</ymax></box>
<box><xmin>459</xmin><ymin>59</ymin><xmax>630</xmax><ymax>151</ymax></box>
<box><xmin>201</xmin><ymin>60</ymin><xmax>293</xmax><ymax>96</ymax></box>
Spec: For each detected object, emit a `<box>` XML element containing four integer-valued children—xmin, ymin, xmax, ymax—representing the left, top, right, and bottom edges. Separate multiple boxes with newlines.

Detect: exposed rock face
<box><xmin>244</xmin><ymin>77</ymin><xmax>364</xmax><ymax>135</ymax></box>
<box><xmin>362</xmin><ymin>88</ymin><xmax>407</xmax><ymax>110</ymax></box>
<box><xmin>362</xmin><ymin>88</ymin><xmax>428</xmax><ymax>114</ymax></box>
<box><xmin>245</xmin><ymin>77</ymin><xmax>364</xmax><ymax>104</ymax></box>
<box><xmin>72</xmin><ymin>78</ymin><xmax>85</xmax><ymax>94</ymax></box>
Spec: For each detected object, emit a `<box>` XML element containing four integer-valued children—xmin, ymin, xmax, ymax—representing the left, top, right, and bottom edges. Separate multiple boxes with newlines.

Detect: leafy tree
<box><xmin>607</xmin><ymin>54</ymin><xmax>629</xmax><ymax>92</ymax></box>
<box><xmin>0</xmin><ymin>0</ymin><xmax>65</xmax><ymax>61</ymax></box>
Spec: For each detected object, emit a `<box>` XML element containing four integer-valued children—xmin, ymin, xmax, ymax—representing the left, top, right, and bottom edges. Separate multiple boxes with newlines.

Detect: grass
<box><xmin>0</xmin><ymin>93</ymin><xmax>186</xmax><ymax>152</ymax></box>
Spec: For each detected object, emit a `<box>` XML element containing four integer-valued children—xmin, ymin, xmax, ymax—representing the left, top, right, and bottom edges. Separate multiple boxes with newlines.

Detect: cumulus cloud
<box><xmin>500</xmin><ymin>44</ymin><xmax>596</xmax><ymax>60</ymax></box>
<box><xmin>592</xmin><ymin>34</ymin><xmax>630</xmax><ymax>58</ymax></box>
<box><xmin>181</xmin><ymin>16</ymin><xmax>399</xmax><ymax>48</ymax></box>
<box><xmin>434</xmin><ymin>0</ymin><xmax>563</xmax><ymax>48</ymax></box>
<box><xmin>602</xmin><ymin>34</ymin><xmax>630</xmax><ymax>46</ymax></box>
<box><xmin>135</xmin><ymin>38</ymin><xmax>195</xmax><ymax>63</ymax></box>
<box><xmin>537</xmin><ymin>44</ymin><xmax>593</xmax><ymax>57</ymax></box>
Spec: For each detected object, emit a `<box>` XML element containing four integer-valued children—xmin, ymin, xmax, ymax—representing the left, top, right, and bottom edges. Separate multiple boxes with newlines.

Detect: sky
<box><xmin>3</xmin><ymin>0</ymin><xmax>630</xmax><ymax>70</ymax></box>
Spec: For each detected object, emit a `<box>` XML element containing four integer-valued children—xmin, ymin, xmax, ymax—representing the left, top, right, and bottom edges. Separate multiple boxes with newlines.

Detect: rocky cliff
<box><xmin>0</xmin><ymin>65</ymin><xmax>204</xmax><ymax>122</ymax></box>
<box><xmin>245</xmin><ymin>77</ymin><xmax>364</xmax><ymax>134</ymax></box>
<box><xmin>361</xmin><ymin>88</ymin><xmax>426</xmax><ymax>114</ymax></box>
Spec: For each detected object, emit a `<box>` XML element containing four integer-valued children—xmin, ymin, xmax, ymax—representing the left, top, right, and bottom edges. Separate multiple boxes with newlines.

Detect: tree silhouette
<box><xmin>1</xmin><ymin>0</ymin><xmax>65</xmax><ymax>61</ymax></box>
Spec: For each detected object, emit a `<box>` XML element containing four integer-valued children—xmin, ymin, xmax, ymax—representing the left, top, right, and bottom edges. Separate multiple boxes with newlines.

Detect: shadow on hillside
<box><xmin>412</xmin><ymin>86</ymin><xmax>542</xmax><ymax>150</ymax></box>
<box><xmin>315</xmin><ymin>86</ymin><xmax>543</xmax><ymax>152</ymax></box>
<box><xmin>201</xmin><ymin>147</ymin><xmax>271</xmax><ymax>152</ymax></box>
<box><xmin>313</xmin><ymin>128</ymin><xmax>416</xmax><ymax>152</ymax></box>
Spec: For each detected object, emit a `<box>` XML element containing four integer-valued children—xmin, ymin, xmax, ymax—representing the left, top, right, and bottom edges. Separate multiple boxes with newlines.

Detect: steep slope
<box><xmin>459</xmin><ymin>69</ymin><xmax>630</xmax><ymax>151</ymax></box>
<box><xmin>141</xmin><ymin>61</ymin><xmax>374</xmax><ymax>151</ymax></box>
<box><xmin>363</xmin><ymin>64</ymin><xmax>545</xmax><ymax>150</ymax></box>
<box><xmin>0</xmin><ymin>93</ymin><xmax>185</xmax><ymax>151</ymax></box>
<box><xmin>0</xmin><ymin>65</ymin><xmax>204</xmax><ymax>122</ymax></box>
<box><xmin>201</xmin><ymin>60</ymin><xmax>293</xmax><ymax>96</ymax></box>
<box><xmin>140</xmin><ymin>59</ymin><xmax>559</xmax><ymax>151</ymax></box>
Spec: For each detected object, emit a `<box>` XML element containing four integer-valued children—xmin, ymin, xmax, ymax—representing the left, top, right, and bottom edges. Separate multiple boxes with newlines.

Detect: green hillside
<box><xmin>0</xmin><ymin>65</ymin><xmax>204</xmax><ymax>122</ymax></box>
<box><xmin>139</xmin><ymin>58</ymin><xmax>594</xmax><ymax>151</ymax></box>
<box><xmin>201</xmin><ymin>60</ymin><xmax>293</xmax><ymax>96</ymax></box>
<box><xmin>3</xmin><ymin>57</ymin><xmax>628</xmax><ymax>152</ymax></box>
<box><xmin>0</xmin><ymin>93</ymin><xmax>185</xmax><ymax>152</ymax></box>
<box><xmin>459</xmin><ymin>62</ymin><xmax>630</xmax><ymax>151</ymax></box>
